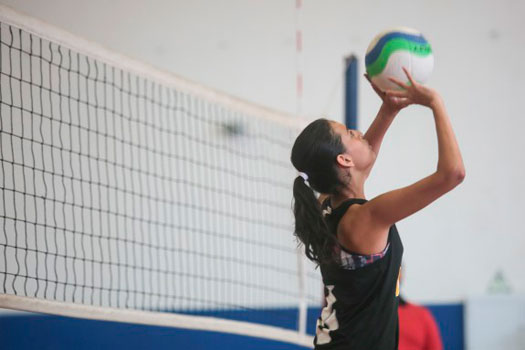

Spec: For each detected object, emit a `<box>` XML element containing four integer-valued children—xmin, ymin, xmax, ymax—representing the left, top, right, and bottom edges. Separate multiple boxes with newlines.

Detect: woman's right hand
<box><xmin>385</xmin><ymin>67</ymin><xmax>440</xmax><ymax>108</ymax></box>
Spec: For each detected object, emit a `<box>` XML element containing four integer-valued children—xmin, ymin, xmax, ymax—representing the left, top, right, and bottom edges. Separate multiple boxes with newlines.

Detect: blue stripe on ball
<box><xmin>365</xmin><ymin>32</ymin><xmax>428</xmax><ymax>67</ymax></box>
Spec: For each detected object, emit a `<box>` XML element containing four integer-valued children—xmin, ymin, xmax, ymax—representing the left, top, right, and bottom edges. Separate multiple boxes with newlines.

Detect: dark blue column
<box><xmin>345</xmin><ymin>55</ymin><xmax>358</xmax><ymax>130</ymax></box>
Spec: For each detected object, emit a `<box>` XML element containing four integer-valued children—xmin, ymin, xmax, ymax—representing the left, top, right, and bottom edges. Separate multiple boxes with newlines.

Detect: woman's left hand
<box><xmin>365</xmin><ymin>74</ymin><xmax>411</xmax><ymax>114</ymax></box>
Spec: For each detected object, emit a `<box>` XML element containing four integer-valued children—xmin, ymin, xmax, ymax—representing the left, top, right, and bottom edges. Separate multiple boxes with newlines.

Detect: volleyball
<box><xmin>365</xmin><ymin>27</ymin><xmax>434</xmax><ymax>91</ymax></box>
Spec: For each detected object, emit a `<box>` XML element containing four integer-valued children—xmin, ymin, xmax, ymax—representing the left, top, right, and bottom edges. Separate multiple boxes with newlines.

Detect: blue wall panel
<box><xmin>0</xmin><ymin>314</ymin><xmax>311</xmax><ymax>350</ymax></box>
<box><xmin>0</xmin><ymin>305</ymin><xmax>463</xmax><ymax>350</ymax></box>
<box><xmin>427</xmin><ymin>303</ymin><xmax>464</xmax><ymax>350</ymax></box>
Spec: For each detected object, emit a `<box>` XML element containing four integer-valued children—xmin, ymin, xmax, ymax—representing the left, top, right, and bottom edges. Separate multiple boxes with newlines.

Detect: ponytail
<box><xmin>293</xmin><ymin>176</ymin><xmax>338</xmax><ymax>265</ymax></box>
<box><xmin>291</xmin><ymin>118</ymin><xmax>346</xmax><ymax>265</ymax></box>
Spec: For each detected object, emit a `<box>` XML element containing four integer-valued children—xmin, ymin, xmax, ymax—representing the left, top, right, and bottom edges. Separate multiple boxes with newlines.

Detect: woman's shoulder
<box><xmin>335</xmin><ymin>198</ymin><xmax>390</xmax><ymax>255</ymax></box>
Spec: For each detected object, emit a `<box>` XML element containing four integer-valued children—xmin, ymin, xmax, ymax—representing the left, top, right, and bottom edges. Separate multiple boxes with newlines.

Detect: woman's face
<box><xmin>330</xmin><ymin>121</ymin><xmax>376</xmax><ymax>171</ymax></box>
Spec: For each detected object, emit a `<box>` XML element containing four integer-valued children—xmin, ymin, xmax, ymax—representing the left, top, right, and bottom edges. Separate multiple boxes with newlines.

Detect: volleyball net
<box><xmin>0</xmin><ymin>5</ymin><xmax>320</xmax><ymax>347</ymax></box>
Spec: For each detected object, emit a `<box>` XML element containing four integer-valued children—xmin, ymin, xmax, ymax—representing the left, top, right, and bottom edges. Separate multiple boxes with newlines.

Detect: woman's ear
<box><xmin>336</xmin><ymin>154</ymin><xmax>354</xmax><ymax>168</ymax></box>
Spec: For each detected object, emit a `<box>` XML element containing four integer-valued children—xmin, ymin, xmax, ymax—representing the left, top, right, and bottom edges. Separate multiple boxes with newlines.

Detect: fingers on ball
<box><xmin>402</xmin><ymin>67</ymin><xmax>417</xmax><ymax>85</ymax></box>
<box><xmin>385</xmin><ymin>89</ymin><xmax>407</xmax><ymax>98</ymax></box>
<box><xmin>387</xmin><ymin>76</ymin><xmax>409</xmax><ymax>90</ymax></box>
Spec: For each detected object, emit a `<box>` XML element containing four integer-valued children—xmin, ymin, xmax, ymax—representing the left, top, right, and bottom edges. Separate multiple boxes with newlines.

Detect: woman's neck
<box><xmin>330</xmin><ymin>185</ymin><xmax>366</xmax><ymax>209</ymax></box>
<box><xmin>328</xmin><ymin>170</ymin><xmax>367</xmax><ymax>209</ymax></box>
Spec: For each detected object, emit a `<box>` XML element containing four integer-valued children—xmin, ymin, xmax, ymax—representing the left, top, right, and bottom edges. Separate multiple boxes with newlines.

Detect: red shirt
<box><xmin>398</xmin><ymin>301</ymin><xmax>443</xmax><ymax>350</ymax></box>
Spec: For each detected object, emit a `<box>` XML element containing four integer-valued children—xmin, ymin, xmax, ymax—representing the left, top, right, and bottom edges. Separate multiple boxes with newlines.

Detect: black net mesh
<box><xmin>0</xmin><ymin>21</ymin><xmax>322</xmax><ymax>330</ymax></box>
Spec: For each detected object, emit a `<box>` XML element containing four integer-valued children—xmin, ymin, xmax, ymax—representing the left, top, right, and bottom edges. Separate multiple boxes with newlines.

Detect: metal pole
<box><xmin>297</xmin><ymin>246</ymin><xmax>308</xmax><ymax>335</ymax></box>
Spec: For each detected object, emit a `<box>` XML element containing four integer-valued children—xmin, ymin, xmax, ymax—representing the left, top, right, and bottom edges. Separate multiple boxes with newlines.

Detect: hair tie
<box><xmin>298</xmin><ymin>172</ymin><xmax>311</xmax><ymax>188</ymax></box>
<box><xmin>298</xmin><ymin>172</ymin><xmax>309</xmax><ymax>182</ymax></box>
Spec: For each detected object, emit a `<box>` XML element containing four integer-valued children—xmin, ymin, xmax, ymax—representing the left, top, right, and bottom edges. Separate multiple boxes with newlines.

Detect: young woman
<box><xmin>291</xmin><ymin>68</ymin><xmax>465</xmax><ymax>349</ymax></box>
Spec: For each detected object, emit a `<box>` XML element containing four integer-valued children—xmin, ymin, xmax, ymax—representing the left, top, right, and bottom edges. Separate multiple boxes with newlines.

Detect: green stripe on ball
<box><xmin>366</xmin><ymin>39</ymin><xmax>432</xmax><ymax>78</ymax></box>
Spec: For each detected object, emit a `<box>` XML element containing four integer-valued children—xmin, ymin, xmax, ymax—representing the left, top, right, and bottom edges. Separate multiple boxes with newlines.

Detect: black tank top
<box><xmin>314</xmin><ymin>198</ymin><xmax>404</xmax><ymax>350</ymax></box>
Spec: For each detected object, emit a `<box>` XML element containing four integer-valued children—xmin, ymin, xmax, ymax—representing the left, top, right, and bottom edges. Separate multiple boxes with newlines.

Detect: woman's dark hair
<box><xmin>291</xmin><ymin>118</ymin><xmax>346</xmax><ymax>265</ymax></box>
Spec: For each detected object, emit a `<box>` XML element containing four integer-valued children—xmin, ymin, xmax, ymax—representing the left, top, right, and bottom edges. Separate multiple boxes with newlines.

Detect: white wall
<box><xmin>1</xmin><ymin>0</ymin><xmax>524</xmax><ymax>303</ymax></box>
<box><xmin>466</xmin><ymin>295</ymin><xmax>525</xmax><ymax>350</ymax></box>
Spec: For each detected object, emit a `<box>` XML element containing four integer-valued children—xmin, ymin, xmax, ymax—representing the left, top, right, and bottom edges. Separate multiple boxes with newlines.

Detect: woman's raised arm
<box><xmin>345</xmin><ymin>69</ymin><xmax>465</xmax><ymax>247</ymax></box>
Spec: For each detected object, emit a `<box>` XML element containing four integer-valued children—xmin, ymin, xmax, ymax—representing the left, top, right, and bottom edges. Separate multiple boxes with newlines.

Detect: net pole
<box><xmin>297</xmin><ymin>246</ymin><xmax>308</xmax><ymax>335</ymax></box>
<box><xmin>294</xmin><ymin>0</ymin><xmax>308</xmax><ymax>337</ymax></box>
